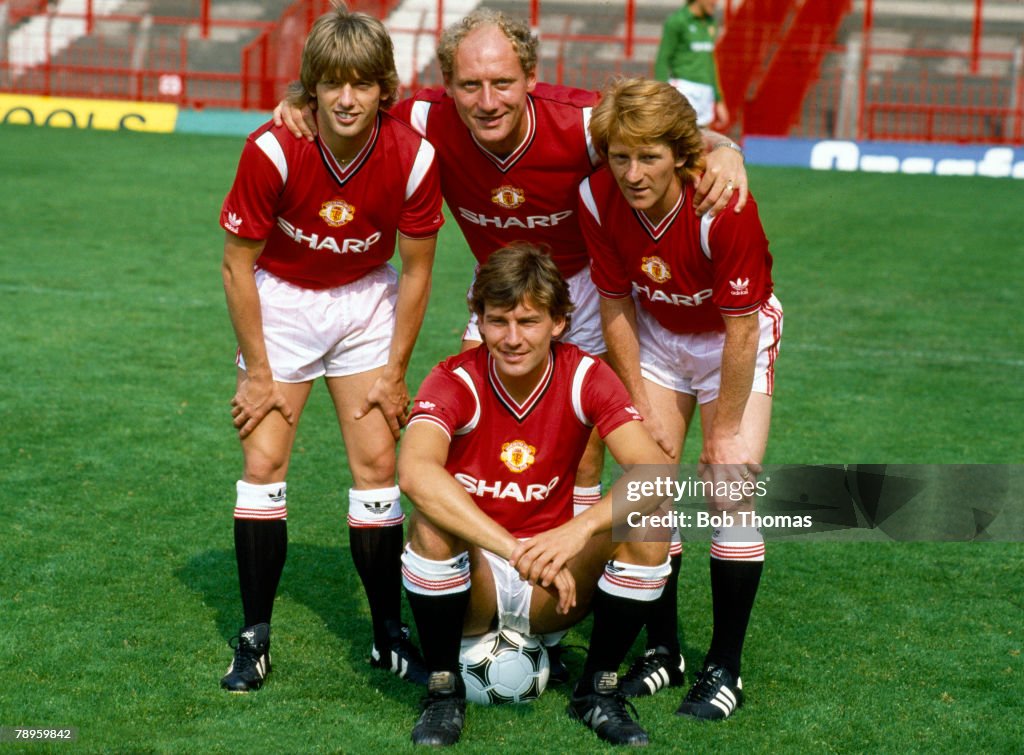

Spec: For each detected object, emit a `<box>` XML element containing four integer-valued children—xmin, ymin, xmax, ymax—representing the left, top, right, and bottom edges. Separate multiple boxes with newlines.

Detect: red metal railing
<box><xmin>7</xmin><ymin>0</ymin><xmax>51</xmax><ymax>27</ymax></box>
<box><xmin>2</xmin><ymin>0</ymin><xmax>1021</xmax><ymax>145</ymax></box>
<box><xmin>743</xmin><ymin>1</ymin><xmax>853</xmax><ymax>135</ymax></box>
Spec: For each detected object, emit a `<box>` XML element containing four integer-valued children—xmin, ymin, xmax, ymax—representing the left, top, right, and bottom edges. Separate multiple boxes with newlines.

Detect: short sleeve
<box><xmin>580</xmin><ymin>358</ymin><xmax>643</xmax><ymax>438</ymax></box>
<box><xmin>579</xmin><ymin>176</ymin><xmax>631</xmax><ymax>299</ymax></box>
<box><xmin>398</xmin><ymin>140</ymin><xmax>444</xmax><ymax>239</ymax></box>
<box><xmin>407</xmin><ymin>364</ymin><xmax>477</xmax><ymax>440</ymax></box>
<box><xmin>707</xmin><ymin>193</ymin><xmax>771</xmax><ymax>316</ymax></box>
<box><xmin>220</xmin><ymin>135</ymin><xmax>285</xmax><ymax>240</ymax></box>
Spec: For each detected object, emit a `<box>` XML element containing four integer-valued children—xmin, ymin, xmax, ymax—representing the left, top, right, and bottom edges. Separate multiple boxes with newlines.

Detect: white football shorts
<box><xmin>462</xmin><ymin>265</ymin><xmax>606</xmax><ymax>355</ymax></box>
<box><xmin>638</xmin><ymin>294</ymin><xmax>783</xmax><ymax>403</ymax></box>
<box><xmin>668</xmin><ymin>78</ymin><xmax>715</xmax><ymax>128</ymax></box>
<box><xmin>236</xmin><ymin>265</ymin><xmax>397</xmax><ymax>383</ymax></box>
<box><xmin>480</xmin><ymin>549</ymin><xmax>533</xmax><ymax>635</ymax></box>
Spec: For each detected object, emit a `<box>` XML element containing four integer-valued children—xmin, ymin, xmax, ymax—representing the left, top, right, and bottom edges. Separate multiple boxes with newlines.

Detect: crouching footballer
<box><xmin>398</xmin><ymin>244</ymin><xmax>676</xmax><ymax>746</ymax></box>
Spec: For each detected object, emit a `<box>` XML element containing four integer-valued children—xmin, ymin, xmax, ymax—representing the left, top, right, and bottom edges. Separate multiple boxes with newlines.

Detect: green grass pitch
<box><xmin>2</xmin><ymin>124</ymin><xmax>1021</xmax><ymax>752</ymax></box>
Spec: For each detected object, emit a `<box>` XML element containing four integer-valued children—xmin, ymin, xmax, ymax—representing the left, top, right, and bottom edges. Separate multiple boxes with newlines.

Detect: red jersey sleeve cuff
<box><xmin>720</xmin><ymin>300</ymin><xmax>763</xmax><ymax>317</ymax></box>
<box><xmin>596</xmin><ymin>286</ymin><xmax>631</xmax><ymax>300</ymax></box>
<box><xmin>406</xmin><ymin>414</ymin><xmax>453</xmax><ymax>441</ymax></box>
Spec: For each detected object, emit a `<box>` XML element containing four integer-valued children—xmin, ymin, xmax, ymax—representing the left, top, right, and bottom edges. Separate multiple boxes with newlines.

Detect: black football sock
<box><xmin>575</xmin><ymin>558</ymin><xmax>673</xmax><ymax>695</ymax></box>
<box><xmin>402</xmin><ymin>546</ymin><xmax>471</xmax><ymax>675</ymax></box>
<box><xmin>234</xmin><ymin>519</ymin><xmax>287</xmax><ymax>628</ymax></box>
<box><xmin>405</xmin><ymin>589</ymin><xmax>470</xmax><ymax>674</ymax></box>
<box><xmin>644</xmin><ymin>553</ymin><xmax>682</xmax><ymax>655</ymax></box>
<box><xmin>349</xmin><ymin>523</ymin><xmax>404</xmax><ymax>650</ymax></box>
<box><xmin>576</xmin><ymin>586</ymin><xmax>652</xmax><ymax>695</ymax></box>
<box><xmin>705</xmin><ymin>557</ymin><xmax>763</xmax><ymax>678</ymax></box>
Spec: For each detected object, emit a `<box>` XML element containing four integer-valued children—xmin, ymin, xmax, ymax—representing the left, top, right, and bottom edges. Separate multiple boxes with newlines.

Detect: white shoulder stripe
<box><xmin>406</xmin><ymin>139</ymin><xmax>436</xmax><ymax>200</ymax></box>
<box><xmin>700</xmin><ymin>211</ymin><xmax>714</xmax><ymax>260</ymax></box>
<box><xmin>579</xmin><ymin>178</ymin><xmax>600</xmax><ymax>224</ymax></box>
<box><xmin>409</xmin><ymin>100</ymin><xmax>431</xmax><ymax>136</ymax></box>
<box><xmin>571</xmin><ymin>356</ymin><xmax>596</xmax><ymax>427</ymax></box>
<box><xmin>582</xmin><ymin>107</ymin><xmax>599</xmax><ymax>167</ymax></box>
<box><xmin>452</xmin><ymin>366</ymin><xmax>480</xmax><ymax>435</ymax></box>
<box><xmin>255</xmin><ymin>131</ymin><xmax>288</xmax><ymax>185</ymax></box>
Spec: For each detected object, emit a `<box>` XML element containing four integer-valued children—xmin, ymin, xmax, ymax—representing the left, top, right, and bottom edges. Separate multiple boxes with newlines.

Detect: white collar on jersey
<box><xmin>470</xmin><ymin>96</ymin><xmax>537</xmax><ymax>173</ymax></box>
<box><xmin>487</xmin><ymin>347</ymin><xmax>554</xmax><ymax>421</ymax></box>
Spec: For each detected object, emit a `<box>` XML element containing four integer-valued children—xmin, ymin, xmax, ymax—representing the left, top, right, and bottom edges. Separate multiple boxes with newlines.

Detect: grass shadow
<box><xmin>175</xmin><ymin>542</ymin><xmax>405</xmax><ymax>688</ymax></box>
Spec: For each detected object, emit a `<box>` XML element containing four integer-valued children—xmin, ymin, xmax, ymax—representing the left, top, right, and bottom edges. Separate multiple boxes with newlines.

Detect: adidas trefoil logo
<box><xmin>729</xmin><ymin>277</ymin><xmax>749</xmax><ymax>295</ymax></box>
<box><xmin>241</xmin><ymin>629</ymin><xmax>255</xmax><ymax>642</ymax></box>
<box><xmin>362</xmin><ymin>501</ymin><xmax>392</xmax><ymax>516</ymax></box>
<box><xmin>268</xmin><ymin>487</ymin><xmax>285</xmax><ymax>503</ymax></box>
<box><xmin>226</xmin><ymin>212</ymin><xmax>242</xmax><ymax>233</ymax></box>
<box><xmin>418</xmin><ymin>400</ymin><xmax>436</xmax><ymax>410</ymax></box>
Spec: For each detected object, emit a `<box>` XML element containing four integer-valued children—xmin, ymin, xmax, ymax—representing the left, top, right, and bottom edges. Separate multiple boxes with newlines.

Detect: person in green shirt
<box><xmin>654</xmin><ymin>0</ymin><xmax>729</xmax><ymax>128</ymax></box>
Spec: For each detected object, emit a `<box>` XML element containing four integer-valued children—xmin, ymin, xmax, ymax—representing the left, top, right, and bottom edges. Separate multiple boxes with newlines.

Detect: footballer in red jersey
<box><xmin>397</xmin><ymin>244</ymin><xmax>675</xmax><ymax>746</ymax></box>
<box><xmin>583</xmin><ymin>78</ymin><xmax>784</xmax><ymax>719</ymax></box>
<box><xmin>221</xmin><ymin>112</ymin><xmax>442</xmax><ymax>290</ymax></box>
<box><xmin>408</xmin><ymin>340</ymin><xmax>638</xmax><ymax>538</ymax></box>
<box><xmin>272</xmin><ymin>10</ymin><xmax>749</xmax><ymax>349</ymax></box>
<box><xmin>218</xmin><ymin>9</ymin><xmax>440</xmax><ymax>695</ymax></box>
<box><xmin>272</xmin><ymin>8</ymin><xmax>751</xmax><ymax>512</ymax></box>
<box><xmin>581</xmin><ymin>159</ymin><xmax>774</xmax><ymax>335</ymax></box>
<box><xmin>392</xmin><ymin>82</ymin><xmax>597</xmax><ymax>282</ymax></box>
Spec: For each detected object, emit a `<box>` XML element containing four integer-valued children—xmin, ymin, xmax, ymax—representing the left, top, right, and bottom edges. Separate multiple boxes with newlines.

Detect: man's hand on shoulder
<box><xmin>694</xmin><ymin>137</ymin><xmax>748</xmax><ymax>216</ymax></box>
<box><xmin>272</xmin><ymin>99</ymin><xmax>317</xmax><ymax>140</ymax></box>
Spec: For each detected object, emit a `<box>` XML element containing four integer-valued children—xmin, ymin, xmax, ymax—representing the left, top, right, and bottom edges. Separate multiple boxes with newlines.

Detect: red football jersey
<box><xmin>220</xmin><ymin>114</ymin><xmax>443</xmax><ymax>289</ymax></box>
<box><xmin>391</xmin><ymin>84</ymin><xmax>598</xmax><ymax>277</ymax></box>
<box><xmin>580</xmin><ymin>167</ymin><xmax>774</xmax><ymax>334</ymax></box>
<box><xmin>407</xmin><ymin>342</ymin><xmax>641</xmax><ymax>538</ymax></box>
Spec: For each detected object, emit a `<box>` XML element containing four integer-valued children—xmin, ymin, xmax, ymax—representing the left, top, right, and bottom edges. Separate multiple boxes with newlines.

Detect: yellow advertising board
<box><xmin>0</xmin><ymin>94</ymin><xmax>178</xmax><ymax>132</ymax></box>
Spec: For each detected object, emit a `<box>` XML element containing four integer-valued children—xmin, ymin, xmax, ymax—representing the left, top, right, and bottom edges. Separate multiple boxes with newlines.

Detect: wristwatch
<box><xmin>712</xmin><ymin>140</ymin><xmax>744</xmax><ymax>158</ymax></box>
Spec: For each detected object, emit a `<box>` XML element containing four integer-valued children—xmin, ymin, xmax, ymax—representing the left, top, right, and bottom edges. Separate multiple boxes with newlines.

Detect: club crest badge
<box><xmin>319</xmin><ymin>199</ymin><xmax>355</xmax><ymax>227</ymax></box>
<box><xmin>500</xmin><ymin>440</ymin><xmax>536</xmax><ymax>473</ymax></box>
<box><xmin>491</xmin><ymin>185</ymin><xmax>526</xmax><ymax>210</ymax></box>
<box><xmin>641</xmin><ymin>256</ymin><xmax>672</xmax><ymax>283</ymax></box>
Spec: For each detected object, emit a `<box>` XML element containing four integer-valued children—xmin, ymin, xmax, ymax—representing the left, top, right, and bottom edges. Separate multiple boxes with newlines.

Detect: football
<box><xmin>459</xmin><ymin>628</ymin><xmax>550</xmax><ymax>705</ymax></box>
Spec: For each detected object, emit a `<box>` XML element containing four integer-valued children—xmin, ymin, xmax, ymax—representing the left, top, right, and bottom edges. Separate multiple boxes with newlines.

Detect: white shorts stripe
<box><xmin>638</xmin><ymin>294</ymin><xmax>783</xmax><ymax>403</ymax></box>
